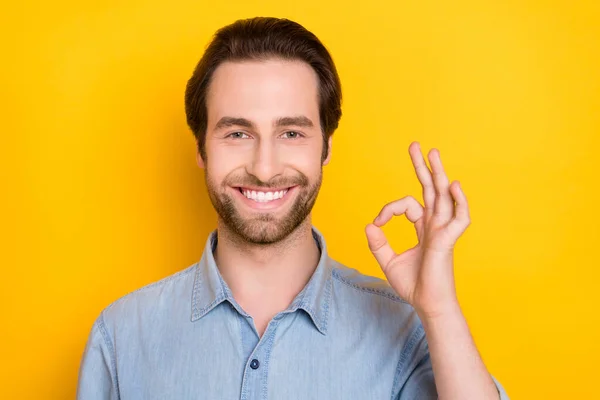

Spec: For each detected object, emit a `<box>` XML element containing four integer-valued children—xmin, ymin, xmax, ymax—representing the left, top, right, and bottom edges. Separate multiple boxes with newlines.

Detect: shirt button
<box><xmin>250</xmin><ymin>359</ymin><xmax>260</xmax><ymax>370</ymax></box>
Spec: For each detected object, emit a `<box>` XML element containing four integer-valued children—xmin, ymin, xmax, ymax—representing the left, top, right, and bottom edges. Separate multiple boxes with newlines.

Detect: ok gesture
<box><xmin>365</xmin><ymin>142</ymin><xmax>470</xmax><ymax>318</ymax></box>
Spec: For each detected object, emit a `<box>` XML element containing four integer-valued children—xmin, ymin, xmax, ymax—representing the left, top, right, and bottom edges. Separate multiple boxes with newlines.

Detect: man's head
<box><xmin>185</xmin><ymin>17</ymin><xmax>342</xmax><ymax>245</ymax></box>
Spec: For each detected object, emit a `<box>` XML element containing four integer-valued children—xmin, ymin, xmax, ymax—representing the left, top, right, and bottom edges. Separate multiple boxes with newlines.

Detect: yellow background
<box><xmin>1</xmin><ymin>0</ymin><xmax>599</xmax><ymax>398</ymax></box>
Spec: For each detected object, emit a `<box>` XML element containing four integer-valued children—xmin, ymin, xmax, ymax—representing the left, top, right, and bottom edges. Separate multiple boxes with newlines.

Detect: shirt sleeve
<box><xmin>76</xmin><ymin>313</ymin><xmax>120</xmax><ymax>400</ymax></box>
<box><xmin>397</xmin><ymin>352</ymin><xmax>510</xmax><ymax>400</ymax></box>
<box><xmin>491</xmin><ymin>374</ymin><xmax>510</xmax><ymax>400</ymax></box>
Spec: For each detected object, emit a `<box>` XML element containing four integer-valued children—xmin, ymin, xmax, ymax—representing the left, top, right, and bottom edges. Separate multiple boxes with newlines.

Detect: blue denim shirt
<box><xmin>77</xmin><ymin>227</ymin><xmax>509</xmax><ymax>399</ymax></box>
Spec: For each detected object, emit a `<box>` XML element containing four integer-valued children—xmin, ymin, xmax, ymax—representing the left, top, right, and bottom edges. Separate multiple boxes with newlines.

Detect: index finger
<box><xmin>408</xmin><ymin>142</ymin><xmax>435</xmax><ymax>214</ymax></box>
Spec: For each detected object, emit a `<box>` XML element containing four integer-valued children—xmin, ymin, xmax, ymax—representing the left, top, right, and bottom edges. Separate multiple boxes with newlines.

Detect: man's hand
<box><xmin>365</xmin><ymin>141</ymin><xmax>470</xmax><ymax>319</ymax></box>
<box><xmin>365</xmin><ymin>142</ymin><xmax>503</xmax><ymax>399</ymax></box>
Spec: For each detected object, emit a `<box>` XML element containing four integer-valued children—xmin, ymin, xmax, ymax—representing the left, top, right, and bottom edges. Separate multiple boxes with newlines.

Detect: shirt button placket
<box><xmin>240</xmin><ymin>351</ymin><xmax>266</xmax><ymax>400</ymax></box>
<box><xmin>239</xmin><ymin>319</ymin><xmax>281</xmax><ymax>400</ymax></box>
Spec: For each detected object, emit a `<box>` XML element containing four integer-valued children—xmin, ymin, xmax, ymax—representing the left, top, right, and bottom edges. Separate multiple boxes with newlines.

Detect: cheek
<box><xmin>284</xmin><ymin>149</ymin><xmax>323</xmax><ymax>177</ymax></box>
<box><xmin>205</xmin><ymin>140</ymin><xmax>244</xmax><ymax>175</ymax></box>
<box><xmin>205</xmin><ymin>155</ymin><xmax>234</xmax><ymax>185</ymax></box>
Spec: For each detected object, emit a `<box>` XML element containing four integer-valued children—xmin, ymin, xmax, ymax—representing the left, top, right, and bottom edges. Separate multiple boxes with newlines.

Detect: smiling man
<box><xmin>77</xmin><ymin>17</ymin><xmax>509</xmax><ymax>399</ymax></box>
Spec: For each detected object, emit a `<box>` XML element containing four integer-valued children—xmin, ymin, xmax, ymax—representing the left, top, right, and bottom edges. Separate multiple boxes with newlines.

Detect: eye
<box><xmin>281</xmin><ymin>131</ymin><xmax>302</xmax><ymax>139</ymax></box>
<box><xmin>228</xmin><ymin>131</ymin><xmax>250</xmax><ymax>139</ymax></box>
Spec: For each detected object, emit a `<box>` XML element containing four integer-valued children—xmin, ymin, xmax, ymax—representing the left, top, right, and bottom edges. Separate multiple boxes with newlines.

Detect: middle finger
<box><xmin>427</xmin><ymin>148</ymin><xmax>453</xmax><ymax>220</ymax></box>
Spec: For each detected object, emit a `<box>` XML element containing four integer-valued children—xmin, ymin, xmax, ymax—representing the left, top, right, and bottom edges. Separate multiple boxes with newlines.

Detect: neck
<box><xmin>214</xmin><ymin>217</ymin><xmax>321</xmax><ymax>314</ymax></box>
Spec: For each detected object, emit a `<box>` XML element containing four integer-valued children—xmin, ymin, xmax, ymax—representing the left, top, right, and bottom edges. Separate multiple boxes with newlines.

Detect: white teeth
<box><xmin>241</xmin><ymin>189</ymin><xmax>289</xmax><ymax>202</ymax></box>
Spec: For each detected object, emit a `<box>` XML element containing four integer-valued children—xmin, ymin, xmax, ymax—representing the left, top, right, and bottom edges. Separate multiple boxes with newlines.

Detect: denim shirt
<box><xmin>77</xmin><ymin>227</ymin><xmax>509</xmax><ymax>399</ymax></box>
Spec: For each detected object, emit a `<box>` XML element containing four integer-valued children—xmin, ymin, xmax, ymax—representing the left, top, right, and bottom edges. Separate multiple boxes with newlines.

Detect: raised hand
<box><xmin>365</xmin><ymin>142</ymin><xmax>471</xmax><ymax>319</ymax></box>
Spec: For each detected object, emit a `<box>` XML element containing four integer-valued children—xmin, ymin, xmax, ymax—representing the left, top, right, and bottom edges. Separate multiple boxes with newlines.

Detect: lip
<box><xmin>232</xmin><ymin>185</ymin><xmax>297</xmax><ymax>211</ymax></box>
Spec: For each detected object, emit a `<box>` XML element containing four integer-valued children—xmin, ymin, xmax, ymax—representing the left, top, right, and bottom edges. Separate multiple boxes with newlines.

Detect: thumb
<box><xmin>365</xmin><ymin>223</ymin><xmax>395</xmax><ymax>269</ymax></box>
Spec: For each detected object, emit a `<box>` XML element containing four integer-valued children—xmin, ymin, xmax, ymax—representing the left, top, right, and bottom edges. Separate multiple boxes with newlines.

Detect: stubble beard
<box><xmin>204</xmin><ymin>169</ymin><xmax>322</xmax><ymax>245</ymax></box>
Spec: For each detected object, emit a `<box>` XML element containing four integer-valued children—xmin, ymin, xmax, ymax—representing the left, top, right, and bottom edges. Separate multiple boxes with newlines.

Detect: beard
<box><xmin>204</xmin><ymin>168</ymin><xmax>322</xmax><ymax>245</ymax></box>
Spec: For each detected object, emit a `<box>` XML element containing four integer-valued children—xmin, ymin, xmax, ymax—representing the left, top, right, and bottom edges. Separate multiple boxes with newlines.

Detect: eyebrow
<box><xmin>213</xmin><ymin>115</ymin><xmax>315</xmax><ymax>131</ymax></box>
<box><xmin>274</xmin><ymin>116</ymin><xmax>314</xmax><ymax>128</ymax></box>
<box><xmin>214</xmin><ymin>117</ymin><xmax>256</xmax><ymax>131</ymax></box>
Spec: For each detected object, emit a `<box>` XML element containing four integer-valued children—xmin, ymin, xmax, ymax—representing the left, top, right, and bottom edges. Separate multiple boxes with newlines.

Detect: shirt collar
<box><xmin>191</xmin><ymin>226</ymin><xmax>333</xmax><ymax>335</ymax></box>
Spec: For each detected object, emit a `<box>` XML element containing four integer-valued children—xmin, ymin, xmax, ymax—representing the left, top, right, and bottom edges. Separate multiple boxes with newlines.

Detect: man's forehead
<box><xmin>207</xmin><ymin>59</ymin><xmax>319</xmax><ymax>98</ymax></box>
<box><xmin>206</xmin><ymin>59</ymin><xmax>321</xmax><ymax>126</ymax></box>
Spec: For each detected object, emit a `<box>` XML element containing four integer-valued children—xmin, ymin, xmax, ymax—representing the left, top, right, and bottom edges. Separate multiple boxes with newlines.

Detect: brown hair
<box><xmin>184</xmin><ymin>17</ymin><xmax>342</xmax><ymax>161</ymax></box>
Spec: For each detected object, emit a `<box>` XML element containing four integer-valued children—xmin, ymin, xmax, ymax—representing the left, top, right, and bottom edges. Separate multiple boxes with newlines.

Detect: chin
<box><xmin>229</xmin><ymin>215</ymin><xmax>305</xmax><ymax>245</ymax></box>
<box><xmin>208</xmin><ymin>174</ymin><xmax>320</xmax><ymax>245</ymax></box>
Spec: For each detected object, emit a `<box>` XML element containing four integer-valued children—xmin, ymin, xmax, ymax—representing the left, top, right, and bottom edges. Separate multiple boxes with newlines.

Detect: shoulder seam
<box><xmin>103</xmin><ymin>263</ymin><xmax>197</xmax><ymax>312</ymax></box>
<box><xmin>331</xmin><ymin>267</ymin><xmax>409</xmax><ymax>304</ymax></box>
<box><xmin>96</xmin><ymin>311</ymin><xmax>121</xmax><ymax>398</ymax></box>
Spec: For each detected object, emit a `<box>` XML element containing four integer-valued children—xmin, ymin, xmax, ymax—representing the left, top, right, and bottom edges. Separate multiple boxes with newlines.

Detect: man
<box><xmin>77</xmin><ymin>17</ymin><xmax>509</xmax><ymax>399</ymax></box>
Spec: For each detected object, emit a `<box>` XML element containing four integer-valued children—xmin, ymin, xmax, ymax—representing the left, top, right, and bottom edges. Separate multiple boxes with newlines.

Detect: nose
<box><xmin>246</xmin><ymin>138</ymin><xmax>284</xmax><ymax>183</ymax></box>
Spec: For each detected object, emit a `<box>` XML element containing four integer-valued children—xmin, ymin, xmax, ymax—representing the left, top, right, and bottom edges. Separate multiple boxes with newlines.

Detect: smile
<box><xmin>238</xmin><ymin>188</ymin><xmax>289</xmax><ymax>202</ymax></box>
<box><xmin>233</xmin><ymin>186</ymin><xmax>297</xmax><ymax>210</ymax></box>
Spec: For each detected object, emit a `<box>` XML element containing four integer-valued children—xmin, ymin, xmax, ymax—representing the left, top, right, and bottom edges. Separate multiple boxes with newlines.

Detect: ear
<box><xmin>196</xmin><ymin>150</ymin><xmax>205</xmax><ymax>169</ymax></box>
<box><xmin>322</xmin><ymin>136</ymin><xmax>333</xmax><ymax>166</ymax></box>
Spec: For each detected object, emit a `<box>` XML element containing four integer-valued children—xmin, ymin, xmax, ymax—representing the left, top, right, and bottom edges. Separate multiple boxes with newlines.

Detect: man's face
<box><xmin>199</xmin><ymin>59</ymin><xmax>331</xmax><ymax>245</ymax></box>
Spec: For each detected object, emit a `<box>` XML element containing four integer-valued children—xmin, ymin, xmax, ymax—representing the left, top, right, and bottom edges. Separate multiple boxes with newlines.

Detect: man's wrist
<box><xmin>416</xmin><ymin>300</ymin><xmax>463</xmax><ymax>325</ymax></box>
